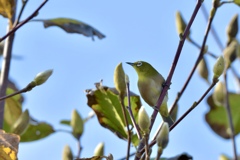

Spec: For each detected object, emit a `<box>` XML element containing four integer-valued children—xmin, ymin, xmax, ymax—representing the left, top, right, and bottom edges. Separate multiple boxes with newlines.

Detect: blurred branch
<box><xmin>144</xmin><ymin>134</ymin><xmax>150</xmax><ymax>160</ymax></box>
<box><xmin>223</xmin><ymin>72</ymin><xmax>238</xmax><ymax>159</ymax></box>
<box><xmin>146</xmin><ymin>79</ymin><xmax>219</xmax><ymax>151</ymax></box>
<box><xmin>76</xmin><ymin>138</ymin><xmax>82</xmax><ymax>158</ymax></box>
<box><xmin>170</xmin><ymin>3</ymin><xmax>218</xmax><ymax>116</ymax></box>
<box><xmin>0</xmin><ymin>0</ymin><xmax>17</xmax><ymax>129</ymax></box>
<box><xmin>201</xmin><ymin>2</ymin><xmax>224</xmax><ymax>50</ymax></box>
<box><xmin>188</xmin><ymin>38</ymin><xmax>218</xmax><ymax>58</ymax></box>
<box><xmin>220</xmin><ymin>1</ymin><xmax>234</xmax><ymax>6</ymax></box>
<box><xmin>169</xmin><ymin>80</ymin><xmax>218</xmax><ymax>131</ymax></box>
<box><xmin>126</xmin><ymin>81</ymin><xmax>141</xmax><ymax>139</ymax></box>
<box><xmin>0</xmin><ymin>0</ymin><xmax>48</xmax><ymax>42</ymax></box>
<box><xmin>230</xmin><ymin>67</ymin><xmax>240</xmax><ymax>89</ymax></box>
<box><xmin>13</xmin><ymin>0</ymin><xmax>29</xmax><ymax>27</ymax></box>
<box><xmin>119</xmin><ymin>96</ymin><xmax>131</xmax><ymax>160</ymax></box>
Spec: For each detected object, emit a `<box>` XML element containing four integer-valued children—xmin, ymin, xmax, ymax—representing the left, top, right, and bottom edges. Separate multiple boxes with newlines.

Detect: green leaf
<box><xmin>4</xmin><ymin>88</ymin><xmax>23</xmax><ymax>132</ymax></box>
<box><xmin>60</xmin><ymin>120</ymin><xmax>71</xmax><ymax>126</ymax></box>
<box><xmin>0</xmin><ymin>0</ymin><xmax>15</xmax><ymax>19</ymax></box>
<box><xmin>234</xmin><ymin>0</ymin><xmax>240</xmax><ymax>7</ymax></box>
<box><xmin>60</xmin><ymin>111</ymin><xmax>95</xmax><ymax>127</ymax></box>
<box><xmin>86</xmin><ymin>85</ymin><xmax>141</xmax><ymax>146</ymax></box>
<box><xmin>205</xmin><ymin>93</ymin><xmax>240</xmax><ymax>139</ymax></box>
<box><xmin>35</xmin><ymin>18</ymin><xmax>106</xmax><ymax>40</ymax></box>
<box><xmin>20</xmin><ymin>122</ymin><xmax>55</xmax><ymax>142</ymax></box>
<box><xmin>11</xmin><ymin>109</ymin><xmax>30</xmax><ymax>135</ymax></box>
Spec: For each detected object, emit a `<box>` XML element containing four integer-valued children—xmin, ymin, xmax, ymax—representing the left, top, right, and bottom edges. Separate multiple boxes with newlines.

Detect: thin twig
<box><xmin>220</xmin><ymin>1</ymin><xmax>234</xmax><ymax>6</ymax></box>
<box><xmin>126</xmin><ymin>81</ymin><xmax>142</xmax><ymax>139</ymax></box>
<box><xmin>0</xmin><ymin>81</ymin><xmax>41</xmax><ymax>101</ymax></box>
<box><xmin>54</xmin><ymin>129</ymin><xmax>72</xmax><ymax>134</ymax></box>
<box><xmin>223</xmin><ymin>72</ymin><xmax>238</xmax><ymax>160</ymax></box>
<box><xmin>170</xmin><ymin>79</ymin><xmax>218</xmax><ymax>131</ymax></box>
<box><xmin>155</xmin><ymin>147</ymin><xmax>162</xmax><ymax>160</ymax></box>
<box><xmin>230</xmin><ymin>67</ymin><xmax>240</xmax><ymax>89</ymax></box>
<box><xmin>13</xmin><ymin>0</ymin><xmax>29</xmax><ymax>27</ymax></box>
<box><xmin>191</xmin><ymin>0</ymin><xmax>225</xmax><ymax>55</ymax></box>
<box><xmin>201</xmin><ymin>2</ymin><xmax>224</xmax><ymax>51</ymax></box>
<box><xmin>188</xmin><ymin>38</ymin><xmax>218</xmax><ymax>58</ymax></box>
<box><xmin>144</xmin><ymin>134</ymin><xmax>150</xmax><ymax>160</ymax></box>
<box><xmin>135</xmin><ymin>139</ymin><xmax>145</xmax><ymax>160</ymax></box>
<box><xmin>0</xmin><ymin>0</ymin><xmax>48</xmax><ymax>42</ymax></box>
<box><xmin>119</xmin><ymin>96</ymin><xmax>131</xmax><ymax>160</ymax></box>
<box><xmin>76</xmin><ymin>138</ymin><xmax>82</xmax><ymax>158</ymax></box>
<box><xmin>170</xmin><ymin>4</ymin><xmax>218</xmax><ymax>117</ymax></box>
<box><xmin>146</xmin><ymin>79</ymin><xmax>219</xmax><ymax>151</ymax></box>
<box><xmin>0</xmin><ymin>89</ymin><xmax>22</xmax><ymax>101</ymax></box>
<box><xmin>148</xmin><ymin>0</ymin><xmax>203</xmax><ymax>131</ymax></box>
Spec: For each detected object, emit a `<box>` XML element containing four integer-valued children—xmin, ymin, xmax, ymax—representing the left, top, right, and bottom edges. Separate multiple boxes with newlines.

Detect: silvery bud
<box><xmin>138</xmin><ymin>106</ymin><xmax>150</xmax><ymax>134</ymax></box>
<box><xmin>114</xmin><ymin>63</ymin><xmax>126</xmax><ymax>96</ymax></box>
<box><xmin>213</xmin><ymin>56</ymin><xmax>225</xmax><ymax>80</ymax></box>
<box><xmin>33</xmin><ymin>69</ymin><xmax>53</xmax><ymax>86</ymax></box>
<box><xmin>62</xmin><ymin>145</ymin><xmax>73</xmax><ymax>160</ymax></box>
<box><xmin>70</xmin><ymin>109</ymin><xmax>84</xmax><ymax>139</ymax></box>
<box><xmin>94</xmin><ymin>142</ymin><xmax>104</xmax><ymax>156</ymax></box>
<box><xmin>156</xmin><ymin>122</ymin><xmax>169</xmax><ymax>149</ymax></box>
<box><xmin>213</xmin><ymin>81</ymin><xmax>225</xmax><ymax>106</ymax></box>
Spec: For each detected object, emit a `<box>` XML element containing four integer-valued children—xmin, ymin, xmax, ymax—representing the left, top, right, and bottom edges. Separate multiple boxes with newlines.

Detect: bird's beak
<box><xmin>126</xmin><ymin>62</ymin><xmax>134</xmax><ymax>66</ymax></box>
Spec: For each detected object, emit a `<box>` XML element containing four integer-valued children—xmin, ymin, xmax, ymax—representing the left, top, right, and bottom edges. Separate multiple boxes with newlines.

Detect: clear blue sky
<box><xmin>0</xmin><ymin>0</ymin><xmax>239</xmax><ymax>159</ymax></box>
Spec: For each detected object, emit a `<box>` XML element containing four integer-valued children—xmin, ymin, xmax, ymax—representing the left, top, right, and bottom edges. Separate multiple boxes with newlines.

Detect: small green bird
<box><xmin>127</xmin><ymin>61</ymin><xmax>174</xmax><ymax>126</ymax></box>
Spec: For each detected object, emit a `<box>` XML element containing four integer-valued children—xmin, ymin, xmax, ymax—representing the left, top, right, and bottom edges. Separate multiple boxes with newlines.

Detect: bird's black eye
<box><xmin>136</xmin><ymin>62</ymin><xmax>142</xmax><ymax>67</ymax></box>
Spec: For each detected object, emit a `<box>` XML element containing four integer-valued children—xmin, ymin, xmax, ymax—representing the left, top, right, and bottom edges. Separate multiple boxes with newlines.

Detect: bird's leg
<box><xmin>153</xmin><ymin>106</ymin><xmax>159</xmax><ymax>112</ymax></box>
<box><xmin>162</xmin><ymin>81</ymin><xmax>171</xmax><ymax>89</ymax></box>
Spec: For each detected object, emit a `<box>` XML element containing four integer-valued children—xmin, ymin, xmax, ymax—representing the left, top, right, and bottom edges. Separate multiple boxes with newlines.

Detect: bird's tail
<box><xmin>162</xmin><ymin>115</ymin><xmax>174</xmax><ymax>127</ymax></box>
<box><xmin>154</xmin><ymin>102</ymin><xmax>174</xmax><ymax>127</ymax></box>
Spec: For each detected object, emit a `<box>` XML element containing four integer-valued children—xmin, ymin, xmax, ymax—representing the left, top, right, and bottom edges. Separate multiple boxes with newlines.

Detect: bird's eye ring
<box><xmin>136</xmin><ymin>62</ymin><xmax>142</xmax><ymax>67</ymax></box>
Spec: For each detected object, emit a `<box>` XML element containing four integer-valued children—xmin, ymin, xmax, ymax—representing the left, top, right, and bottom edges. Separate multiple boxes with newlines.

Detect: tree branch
<box><xmin>223</xmin><ymin>72</ymin><xmax>238</xmax><ymax>160</ymax></box>
<box><xmin>0</xmin><ymin>0</ymin><xmax>48</xmax><ymax>42</ymax></box>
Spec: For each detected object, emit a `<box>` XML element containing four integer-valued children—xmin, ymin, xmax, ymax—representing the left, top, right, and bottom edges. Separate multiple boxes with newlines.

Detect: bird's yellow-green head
<box><xmin>126</xmin><ymin>61</ymin><xmax>159</xmax><ymax>77</ymax></box>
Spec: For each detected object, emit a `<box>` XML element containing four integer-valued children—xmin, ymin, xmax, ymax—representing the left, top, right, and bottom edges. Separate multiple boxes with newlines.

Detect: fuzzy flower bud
<box><xmin>94</xmin><ymin>142</ymin><xmax>104</xmax><ymax>156</ymax></box>
<box><xmin>156</xmin><ymin>122</ymin><xmax>169</xmax><ymax>149</ymax></box>
<box><xmin>138</xmin><ymin>106</ymin><xmax>150</xmax><ymax>134</ymax></box>
<box><xmin>197</xmin><ymin>57</ymin><xmax>209</xmax><ymax>83</ymax></box>
<box><xmin>33</xmin><ymin>69</ymin><xmax>53</xmax><ymax>86</ymax></box>
<box><xmin>175</xmin><ymin>11</ymin><xmax>190</xmax><ymax>39</ymax></box>
<box><xmin>114</xmin><ymin>63</ymin><xmax>126</xmax><ymax>96</ymax></box>
<box><xmin>62</xmin><ymin>145</ymin><xmax>73</xmax><ymax>160</ymax></box>
<box><xmin>70</xmin><ymin>109</ymin><xmax>84</xmax><ymax>138</ymax></box>
<box><xmin>226</xmin><ymin>14</ymin><xmax>238</xmax><ymax>40</ymax></box>
<box><xmin>218</xmin><ymin>154</ymin><xmax>230</xmax><ymax>160</ymax></box>
<box><xmin>213</xmin><ymin>56</ymin><xmax>225</xmax><ymax>80</ymax></box>
<box><xmin>213</xmin><ymin>81</ymin><xmax>225</xmax><ymax>106</ymax></box>
<box><xmin>223</xmin><ymin>40</ymin><xmax>238</xmax><ymax>68</ymax></box>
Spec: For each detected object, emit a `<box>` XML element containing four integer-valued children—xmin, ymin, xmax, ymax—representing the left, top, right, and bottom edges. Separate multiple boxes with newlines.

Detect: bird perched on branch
<box><xmin>127</xmin><ymin>61</ymin><xmax>174</xmax><ymax>126</ymax></box>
